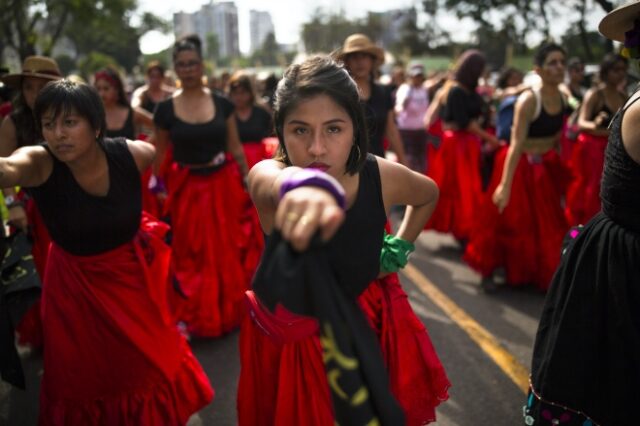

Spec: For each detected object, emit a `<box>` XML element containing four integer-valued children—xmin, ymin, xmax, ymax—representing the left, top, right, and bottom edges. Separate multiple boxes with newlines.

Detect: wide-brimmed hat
<box><xmin>0</xmin><ymin>56</ymin><xmax>61</xmax><ymax>88</ymax></box>
<box><xmin>336</xmin><ymin>34</ymin><xmax>385</xmax><ymax>65</ymax></box>
<box><xmin>599</xmin><ymin>1</ymin><xmax>640</xmax><ymax>41</ymax></box>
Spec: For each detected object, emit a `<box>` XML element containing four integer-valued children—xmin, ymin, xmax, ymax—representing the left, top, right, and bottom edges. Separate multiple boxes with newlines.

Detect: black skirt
<box><xmin>525</xmin><ymin>212</ymin><xmax>640</xmax><ymax>426</ymax></box>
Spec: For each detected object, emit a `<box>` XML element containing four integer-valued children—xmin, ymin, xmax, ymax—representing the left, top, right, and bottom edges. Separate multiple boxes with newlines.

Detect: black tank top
<box><xmin>105</xmin><ymin>107</ymin><xmax>135</xmax><ymax>139</ymax></box>
<box><xmin>600</xmin><ymin>94</ymin><xmax>640</xmax><ymax>233</ymax></box>
<box><xmin>528</xmin><ymin>94</ymin><xmax>565</xmax><ymax>138</ymax></box>
<box><xmin>26</xmin><ymin>138</ymin><xmax>142</xmax><ymax>255</ymax></box>
<box><xmin>141</xmin><ymin>93</ymin><xmax>158</xmax><ymax>114</ymax></box>
<box><xmin>326</xmin><ymin>154</ymin><xmax>387</xmax><ymax>296</ymax></box>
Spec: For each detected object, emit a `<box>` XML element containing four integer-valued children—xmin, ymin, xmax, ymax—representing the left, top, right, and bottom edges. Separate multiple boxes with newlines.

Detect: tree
<box><xmin>206</xmin><ymin>33</ymin><xmax>219</xmax><ymax>63</ymax></box>
<box><xmin>422</xmin><ymin>0</ymin><xmax>617</xmax><ymax>60</ymax></box>
<box><xmin>251</xmin><ymin>32</ymin><xmax>279</xmax><ymax>66</ymax></box>
<box><xmin>0</xmin><ymin>0</ymin><xmax>166</xmax><ymax>73</ymax></box>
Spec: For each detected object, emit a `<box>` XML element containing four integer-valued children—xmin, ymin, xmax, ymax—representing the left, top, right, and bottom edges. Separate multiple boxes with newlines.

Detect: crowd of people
<box><xmin>0</xmin><ymin>2</ymin><xmax>638</xmax><ymax>425</ymax></box>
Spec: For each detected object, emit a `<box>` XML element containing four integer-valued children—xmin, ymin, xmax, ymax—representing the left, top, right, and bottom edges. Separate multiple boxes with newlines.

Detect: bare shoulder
<box><xmin>126</xmin><ymin>139</ymin><xmax>155</xmax><ymax>171</ymax></box>
<box><xmin>620</xmin><ymin>91</ymin><xmax>640</xmax><ymax>164</ymax></box>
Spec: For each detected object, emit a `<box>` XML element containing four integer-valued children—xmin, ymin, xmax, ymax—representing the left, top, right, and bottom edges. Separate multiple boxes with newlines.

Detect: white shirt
<box><xmin>395</xmin><ymin>83</ymin><xmax>429</xmax><ymax>130</ymax></box>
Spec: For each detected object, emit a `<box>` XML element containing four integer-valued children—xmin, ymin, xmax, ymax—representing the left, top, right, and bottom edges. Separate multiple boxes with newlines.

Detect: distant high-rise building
<box><xmin>173</xmin><ymin>1</ymin><xmax>239</xmax><ymax>59</ymax></box>
<box><xmin>249</xmin><ymin>10</ymin><xmax>275</xmax><ymax>54</ymax></box>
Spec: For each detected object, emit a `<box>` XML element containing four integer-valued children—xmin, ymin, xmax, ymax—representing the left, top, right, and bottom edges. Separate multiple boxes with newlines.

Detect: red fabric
<box><xmin>237</xmin><ymin>274</ymin><xmax>450</xmax><ymax>426</ymax></box>
<box><xmin>165</xmin><ymin>158</ymin><xmax>263</xmax><ymax>337</ymax></box>
<box><xmin>464</xmin><ymin>147</ymin><xmax>571</xmax><ymax>290</ymax></box>
<box><xmin>243</xmin><ymin>142</ymin><xmax>267</xmax><ymax>169</ymax></box>
<box><xmin>0</xmin><ymin>101</ymin><xmax>11</xmax><ymax>118</ymax></box>
<box><xmin>565</xmin><ymin>132</ymin><xmax>607</xmax><ymax>226</ymax></box>
<box><xmin>14</xmin><ymin>196</ymin><xmax>51</xmax><ymax>348</ymax></box>
<box><xmin>425</xmin><ymin>130</ymin><xmax>483</xmax><ymax>240</ymax></box>
<box><xmin>262</xmin><ymin>137</ymin><xmax>279</xmax><ymax>159</ymax></box>
<box><xmin>38</xmin><ymin>214</ymin><xmax>213</xmax><ymax>425</ymax></box>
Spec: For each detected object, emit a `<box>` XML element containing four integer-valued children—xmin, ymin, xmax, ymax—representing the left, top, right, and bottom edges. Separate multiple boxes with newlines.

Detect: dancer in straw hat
<box><xmin>336</xmin><ymin>34</ymin><xmax>408</xmax><ymax>165</ymax></box>
<box><xmin>525</xmin><ymin>2</ymin><xmax>640</xmax><ymax>424</ymax></box>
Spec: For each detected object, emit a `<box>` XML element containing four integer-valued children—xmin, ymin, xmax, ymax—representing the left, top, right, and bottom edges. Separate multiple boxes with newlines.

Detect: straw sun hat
<box><xmin>0</xmin><ymin>56</ymin><xmax>62</xmax><ymax>88</ymax></box>
<box><xmin>336</xmin><ymin>34</ymin><xmax>385</xmax><ymax>65</ymax></box>
<box><xmin>599</xmin><ymin>1</ymin><xmax>640</xmax><ymax>41</ymax></box>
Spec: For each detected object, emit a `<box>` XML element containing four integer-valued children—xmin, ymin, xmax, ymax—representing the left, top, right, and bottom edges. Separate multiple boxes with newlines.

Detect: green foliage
<box><xmin>301</xmin><ymin>8</ymin><xmax>386</xmax><ymax>54</ymax></box>
<box><xmin>0</xmin><ymin>0</ymin><xmax>167</xmax><ymax>74</ymax></box>
<box><xmin>251</xmin><ymin>33</ymin><xmax>279</xmax><ymax>66</ymax></box>
<box><xmin>77</xmin><ymin>51</ymin><xmax>120</xmax><ymax>78</ymax></box>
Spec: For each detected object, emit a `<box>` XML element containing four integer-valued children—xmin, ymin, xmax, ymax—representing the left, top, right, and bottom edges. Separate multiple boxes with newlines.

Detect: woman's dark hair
<box><xmin>567</xmin><ymin>57</ymin><xmax>584</xmax><ymax>72</ymax></box>
<box><xmin>453</xmin><ymin>50</ymin><xmax>486</xmax><ymax>91</ymax></box>
<box><xmin>534</xmin><ymin>43</ymin><xmax>566</xmax><ymax>67</ymax></box>
<box><xmin>146</xmin><ymin>60</ymin><xmax>165</xmax><ymax>76</ymax></box>
<box><xmin>228</xmin><ymin>72</ymin><xmax>255</xmax><ymax>103</ymax></box>
<box><xmin>273</xmin><ymin>55</ymin><xmax>368</xmax><ymax>175</ymax></box>
<box><xmin>9</xmin><ymin>89</ymin><xmax>39</xmax><ymax>147</ymax></box>
<box><xmin>34</xmin><ymin>79</ymin><xmax>107</xmax><ymax>142</ymax></box>
<box><xmin>94</xmin><ymin>66</ymin><xmax>129</xmax><ymax>107</ymax></box>
<box><xmin>173</xmin><ymin>34</ymin><xmax>202</xmax><ymax>62</ymax></box>
<box><xmin>497</xmin><ymin>67</ymin><xmax>523</xmax><ymax>89</ymax></box>
<box><xmin>599</xmin><ymin>53</ymin><xmax>628</xmax><ymax>82</ymax></box>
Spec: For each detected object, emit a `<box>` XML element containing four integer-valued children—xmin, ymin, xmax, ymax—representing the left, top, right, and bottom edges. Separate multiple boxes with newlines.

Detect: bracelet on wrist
<box><xmin>148</xmin><ymin>175</ymin><xmax>166</xmax><ymax>194</ymax></box>
<box><xmin>379</xmin><ymin>232</ymin><xmax>415</xmax><ymax>273</ymax></box>
<box><xmin>279</xmin><ymin>168</ymin><xmax>346</xmax><ymax>209</ymax></box>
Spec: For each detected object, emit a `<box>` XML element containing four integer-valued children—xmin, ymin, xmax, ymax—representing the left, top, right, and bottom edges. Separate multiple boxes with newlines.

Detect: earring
<box><xmin>352</xmin><ymin>144</ymin><xmax>361</xmax><ymax>161</ymax></box>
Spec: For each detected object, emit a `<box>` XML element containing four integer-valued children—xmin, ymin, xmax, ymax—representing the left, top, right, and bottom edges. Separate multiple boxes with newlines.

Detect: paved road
<box><xmin>1</xmin><ymin>231</ymin><xmax>546</xmax><ymax>426</ymax></box>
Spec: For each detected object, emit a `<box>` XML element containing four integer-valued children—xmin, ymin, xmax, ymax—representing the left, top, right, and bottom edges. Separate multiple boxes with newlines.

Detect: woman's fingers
<box><xmin>275</xmin><ymin>187</ymin><xmax>345</xmax><ymax>251</ymax></box>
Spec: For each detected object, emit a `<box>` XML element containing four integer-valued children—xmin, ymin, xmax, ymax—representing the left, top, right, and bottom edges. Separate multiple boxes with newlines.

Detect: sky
<box><xmin>136</xmin><ymin>0</ymin><xmax>608</xmax><ymax>56</ymax></box>
<box><xmin>138</xmin><ymin>0</ymin><xmax>440</xmax><ymax>54</ymax></box>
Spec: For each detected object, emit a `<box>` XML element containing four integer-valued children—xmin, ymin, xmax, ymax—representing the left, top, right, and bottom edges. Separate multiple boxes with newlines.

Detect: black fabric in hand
<box><xmin>252</xmin><ymin>231</ymin><xmax>405</xmax><ymax>425</ymax></box>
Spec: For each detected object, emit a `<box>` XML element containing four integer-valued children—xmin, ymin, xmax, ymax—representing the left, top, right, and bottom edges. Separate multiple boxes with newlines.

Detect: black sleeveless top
<box><xmin>153</xmin><ymin>94</ymin><xmax>234</xmax><ymax>165</ymax></box>
<box><xmin>326</xmin><ymin>154</ymin><xmax>387</xmax><ymax>296</ymax></box>
<box><xmin>600</xmin><ymin>95</ymin><xmax>640</xmax><ymax>233</ymax></box>
<box><xmin>105</xmin><ymin>107</ymin><xmax>135</xmax><ymax>139</ymax></box>
<box><xmin>26</xmin><ymin>138</ymin><xmax>142</xmax><ymax>255</ymax></box>
<box><xmin>236</xmin><ymin>106</ymin><xmax>272</xmax><ymax>144</ymax></box>
<box><xmin>141</xmin><ymin>93</ymin><xmax>158</xmax><ymax>114</ymax></box>
<box><xmin>528</xmin><ymin>96</ymin><xmax>565</xmax><ymax>138</ymax></box>
<box><xmin>362</xmin><ymin>83</ymin><xmax>393</xmax><ymax>157</ymax></box>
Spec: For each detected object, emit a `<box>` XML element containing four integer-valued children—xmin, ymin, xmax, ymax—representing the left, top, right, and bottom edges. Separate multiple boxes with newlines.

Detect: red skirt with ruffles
<box><xmin>237</xmin><ymin>273</ymin><xmax>450</xmax><ymax>426</ymax></box>
<box><xmin>38</xmin><ymin>214</ymin><xmax>213</xmax><ymax>425</ymax></box>
<box><xmin>463</xmin><ymin>147</ymin><xmax>571</xmax><ymax>290</ymax></box>
<box><xmin>243</xmin><ymin>141</ymin><xmax>267</xmax><ymax>169</ymax></box>
<box><xmin>425</xmin><ymin>130</ymin><xmax>483</xmax><ymax>240</ymax></box>
<box><xmin>165</xmin><ymin>157</ymin><xmax>264</xmax><ymax>337</ymax></box>
<box><xmin>564</xmin><ymin>132</ymin><xmax>607</xmax><ymax>226</ymax></box>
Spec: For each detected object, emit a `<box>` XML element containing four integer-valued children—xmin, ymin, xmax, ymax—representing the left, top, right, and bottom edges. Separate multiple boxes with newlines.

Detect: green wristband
<box><xmin>379</xmin><ymin>233</ymin><xmax>415</xmax><ymax>273</ymax></box>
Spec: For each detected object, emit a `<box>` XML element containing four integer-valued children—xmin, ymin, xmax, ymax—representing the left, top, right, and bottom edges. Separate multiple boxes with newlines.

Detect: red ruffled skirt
<box><xmin>38</xmin><ymin>214</ymin><xmax>213</xmax><ymax>425</ymax></box>
<box><xmin>243</xmin><ymin>141</ymin><xmax>268</xmax><ymax>169</ymax></box>
<box><xmin>564</xmin><ymin>132</ymin><xmax>607</xmax><ymax>226</ymax></box>
<box><xmin>237</xmin><ymin>273</ymin><xmax>450</xmax><ymax>426</ymax></box>
<box><xmin>425</xmin><ymin>130</ymin><xmax>483</xmax><ymax>240</ymax></box>
<box><xmin>463</xmin><ymin>147</ymin><xmax>571</xmax><ymax>290</ymax></box>
<box><xmin>164</xmin><ymin>158</ymin><xmax>263</xmax><ymax>337</ymax></box>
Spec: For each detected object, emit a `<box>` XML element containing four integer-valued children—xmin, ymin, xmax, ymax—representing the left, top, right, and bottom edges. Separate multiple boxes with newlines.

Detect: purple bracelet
<box><xmin>279</xmin><ymin>169</ymin><xmax>346</xmax><ymax>209</ymax></box>
<box><xmin>148</xmin><ymin>175</ymin><xmax>167</xmax><ymax>194</ymax></box>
